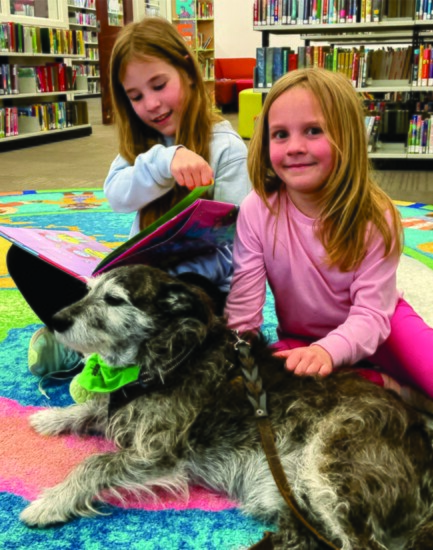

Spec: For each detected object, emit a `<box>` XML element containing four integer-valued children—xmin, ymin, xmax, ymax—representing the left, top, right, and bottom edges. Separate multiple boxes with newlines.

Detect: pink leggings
<box><xmin>272</xmin><ymin>298</ymin><xmax>433</xmax><ymax>399</ymax></box>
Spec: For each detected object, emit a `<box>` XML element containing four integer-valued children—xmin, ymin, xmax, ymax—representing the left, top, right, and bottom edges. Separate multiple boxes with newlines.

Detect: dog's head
<box><xmin>51</xmin><ymin>265</ymin><xmax>214</xmax><ymax>368</ymax></box>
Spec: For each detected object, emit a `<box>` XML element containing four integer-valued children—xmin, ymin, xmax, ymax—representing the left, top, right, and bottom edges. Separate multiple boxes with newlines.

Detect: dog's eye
<box><xmin>105</xmin><ymin>295</ymin><xmax>127</xmax><ymax>306</ymax></box>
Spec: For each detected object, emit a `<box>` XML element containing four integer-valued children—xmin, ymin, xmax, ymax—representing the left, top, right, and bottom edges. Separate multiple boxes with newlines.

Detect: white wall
<box><xmin>214</xmin><ymin>0</ymin><xmax>302</xmax><ymax>58</ymax></box>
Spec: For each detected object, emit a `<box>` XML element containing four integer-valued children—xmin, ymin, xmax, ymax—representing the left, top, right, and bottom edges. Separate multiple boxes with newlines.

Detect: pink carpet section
<box><xmin>0</xmin><ymin>397</ymin><xmax>237</xmax><ymax>512</ymax></box>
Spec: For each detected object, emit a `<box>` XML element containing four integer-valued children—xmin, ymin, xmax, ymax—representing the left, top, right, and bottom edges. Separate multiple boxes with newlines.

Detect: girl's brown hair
<box><xmin>109</xmin><ymin>17</ymin><xmax>222</xmax><ymax>227</ymax></box>
<box><xmin>248</xmin><ymin>68</ymin><xmax>402</xmax><ymax>271</ymax></box>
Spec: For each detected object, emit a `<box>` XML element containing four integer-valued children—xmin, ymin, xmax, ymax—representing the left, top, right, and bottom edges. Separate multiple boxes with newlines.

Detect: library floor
<box><xmin>1</xmin><ymin>98</ymin><xmax>433</xmax><ymax>204</ymax></box>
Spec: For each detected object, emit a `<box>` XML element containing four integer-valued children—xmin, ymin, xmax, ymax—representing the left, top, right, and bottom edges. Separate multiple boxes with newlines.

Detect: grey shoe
<box><xmin>28</xmin><ymin>327</ymin><xmax>83</xmax><ymax>377</ymax></box>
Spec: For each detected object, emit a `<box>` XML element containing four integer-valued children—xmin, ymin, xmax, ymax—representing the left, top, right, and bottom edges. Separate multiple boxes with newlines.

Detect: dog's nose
<box><xmin>50</xmin><ymin>312</ymin><xmax>74</xmax><ymax>333</ymax></box>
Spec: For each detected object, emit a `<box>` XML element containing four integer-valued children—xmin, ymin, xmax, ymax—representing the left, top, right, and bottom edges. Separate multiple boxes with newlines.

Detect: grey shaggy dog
<box><xmin>20</xmin><ymin>265</ymin><xmax>433</xmax><ymax>550</ymax></box>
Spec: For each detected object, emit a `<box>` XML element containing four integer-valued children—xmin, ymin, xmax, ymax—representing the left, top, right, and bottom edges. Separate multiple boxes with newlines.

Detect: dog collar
<box><xmin>72</xmin><ymin>354</ymin><xmax>140</xmax><ymax>397</ymax></box>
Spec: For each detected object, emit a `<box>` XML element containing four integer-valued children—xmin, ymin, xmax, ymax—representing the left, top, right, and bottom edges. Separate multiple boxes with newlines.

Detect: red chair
<box><xmin>214</xmin><ymin>58</ymin><xmax>256</xmax><ymax>111</ymax></box>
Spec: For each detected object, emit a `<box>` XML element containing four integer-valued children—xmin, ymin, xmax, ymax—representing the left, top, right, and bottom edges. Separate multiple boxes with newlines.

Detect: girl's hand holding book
<box><xmin>171</xmin><ymin>147</ymin><xmax>214</xmax><ymax>190</ymax></box>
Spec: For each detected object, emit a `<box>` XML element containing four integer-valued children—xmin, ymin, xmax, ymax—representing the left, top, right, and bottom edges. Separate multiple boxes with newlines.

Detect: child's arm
<box><xmin>225</xmin><ymin>194</ymin><xmax>267</xmax><ymax>333</ymax></box>
<box><xmin>311</xmin><ymin>228</ymin><xmax>400</xmax><ymax>369</ymax></box>
<box><xmin>212</xmin><ymin>132</ymin><xmax>251</xmax><ymax>206</ymax></box>
<box><xmin>104</xmin><ymin>145</ymin><xmax>213</xmax><ymax>213</ymax></box>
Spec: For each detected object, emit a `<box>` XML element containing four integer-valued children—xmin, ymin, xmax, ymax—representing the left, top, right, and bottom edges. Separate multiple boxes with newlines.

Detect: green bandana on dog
<box><xmin>69</xmin><ymin>353</ymin><xmax>140</xmax><ymax>403</ymax></box>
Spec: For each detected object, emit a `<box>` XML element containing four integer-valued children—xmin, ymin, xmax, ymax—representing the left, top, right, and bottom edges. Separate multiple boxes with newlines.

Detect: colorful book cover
<box><xmin>175</xmin><ymin>0</ymin><xmax>196</xmax><ymax>18</ymax></box>
<box><xmin>176</xmin><ymin>20</ymin><xmax>196</xmax><ymax>49</ymax></box>
<box><xmin>0</xmin><ymin>186</ymin><xmax>238</xmax><ymax>282</ymax></box>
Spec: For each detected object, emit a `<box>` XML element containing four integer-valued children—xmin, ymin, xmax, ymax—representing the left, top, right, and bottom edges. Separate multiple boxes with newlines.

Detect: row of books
<box><xmin>0</xmin><ymin>101</ymin><xmax>88</xmax><ymax>139</ymax></box>
<box><xmin>197</xmin><ymin>32</ymin><xmax>213</xmax><ymax>49</ymax></box>
<box><xmin>67</xmin><ymin>0</ymin><xmax>96</xmax><ymax>8</ymax></box>
<box><xmin>84</xmin><ymin>79</ymin><xmax>101</xmax><ymax>94</ymax></box>
<box><xmin>82</xmin><ymin>30</ymin><xmax>98</xmax><ymax>43</ymax></box>
<box><xmin>0</xmin><ymin>63</ymin><xmax>77</xmax><ymax>96</ymax></box>
<box><xmin>407</xmin><ymin>114</ymin><xmax>433</xmax><ymax>153</ymax></box>
<box><xmin>413</xmin><ymin>45</ymin><xmax>433</xmax><ymax>86</ymax></box>
<box><xmin>0</xmin><ymin>23</ymin><xmax>85</xmax><ymax>56</ymax></box>
<box><xmin>199</xmin><ymin>57</ymin><xmax>214</xmax><ymax>81</ymax></box>
<box><xmin>68</xmin><ymin>12</ymin><xmax>97</xmax><ymax>27</ymax></box>
<box><xmin>197</xmin><ymin>1</ymin><xmax>214</xmax><ymax>18</ymax></box>
<box><xmin>74</xmin><ymin>63</ymin><xmax>100</xmax><ymax>77</ymax></box>
<box><xmin>255</xmin><ymin>44</ymin><xmax>429</xmax><ymax>88</ymax></box>
<box><xmin>11</xmin><ymin>2</ymin><xmax>35</xmax><ymax>17</ymax></box>
<box><xmin>84</xmin><ymin>45</ymin><xmax>99</xmax><ymax>60</ymax></box>
<box><xmin>253</xmin><ymin>0</ymin><xmax>419</xmax><ymax>26</ymax></box>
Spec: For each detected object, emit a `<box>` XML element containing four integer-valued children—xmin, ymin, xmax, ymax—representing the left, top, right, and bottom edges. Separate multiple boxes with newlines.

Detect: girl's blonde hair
<box><xmin>109</xmin><ymin>16</ymin><xmax>222</xmax><ymax>227</ymax></box>
<box><xmin>248</xmin><ymin>68</ymin><xmax>402</xmax><ymax>271</ymax></box>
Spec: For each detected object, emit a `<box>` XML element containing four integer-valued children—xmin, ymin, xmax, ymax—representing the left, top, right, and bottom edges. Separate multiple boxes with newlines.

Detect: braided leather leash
<box><xmin>233</xmin><ymin>333</ymin><xmax>340</xmax><ymax>550</ymax></box>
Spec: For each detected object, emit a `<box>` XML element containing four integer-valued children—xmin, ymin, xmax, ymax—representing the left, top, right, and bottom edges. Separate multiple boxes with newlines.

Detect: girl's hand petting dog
<box><xmin>273</xmin><ymin>345</ymin><xmax>333</xmax><ymax>377</ymax></box>
<box><xmin>171</xmin><ymin>147</ymin><xmax>214</xmax><ymax>190</ymax></box>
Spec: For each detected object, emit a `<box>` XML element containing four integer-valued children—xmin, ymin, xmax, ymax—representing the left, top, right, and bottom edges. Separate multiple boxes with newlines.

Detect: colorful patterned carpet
<box><xmin>0</xmin><ymin>190</ymin><xmax>432</xmax><ymax>550</ymax></box>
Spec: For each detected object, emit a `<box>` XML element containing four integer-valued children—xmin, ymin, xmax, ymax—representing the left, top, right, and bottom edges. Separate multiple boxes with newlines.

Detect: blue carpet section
<box><xmin>0</xmin><ymin>493</ymin><xmax>272</xmax><ymax>550</ymax></box>
<box><xmin>0</xmin><ymin>324</ymin><xmax>74</xmax><ymax>408</ymax></box>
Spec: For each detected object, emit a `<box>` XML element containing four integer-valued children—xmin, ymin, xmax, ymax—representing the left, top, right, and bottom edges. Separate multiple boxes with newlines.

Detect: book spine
<box><xmin>272</xmin><ymin>47</ymin><xmax>283</xmax><ymax>83</ymax></box>
<box><xmin>253</xmin><ymin>0</ymin><xmax>259</xmax><ymax>26</ymax></box>
<box><xmin>412</xmin><ymin>48</ymin><xmax>420</xmax><ymax>86</ymax></box>
<box><xmin>322</xmin><ymin>0</ymin><xmax>329</xmax><ymax>22</ymax></box>
<box><xmin>255</xmin><ymin>47</ymin><xmax>266</xmax><ymax>88</ymax></box>
<box><xmin>428</xmin><ymin>118</ymin><xmax>433</xmax><ymax>154</ymax></box>
<box><xmin>372</xmin><ymin>0</ymin><xmax>381</xmax><ymax>21</ymax></box>
<box><xmin>421</xmin><ymin>118</ymin><xmax>429</xmax><ymax>153</ymax></box>
<box><xmin>291</xmin><ymin>0</ymin><xmax>298</xmax><ymax>22</ymax></box>
<box><xmin>288</xmin><ymin>52</ymin><xmax>298</xmax><ymax>71</ymax></box>
<box><xmin>351</xmin><ymin>50</ymin><xmax>359</xmax><ymax>86</ymax></box>
<box><xmin>339</xmin><ymin>0</ymin><xmax>346</xmax><ymax>22</ymax></box>
<box><xmin>365</xmin><ymin>0</ymin><xmax>372</xmax><ymax>21</ymax></box>
<box><xmin>422</xmin><ymin>45</ymin><xmax>431</xmax><ymax>86</ymax></box>
<box><xmin>265</xmin><ymin>47</ymin><xmax>274</xmax><ymax>87</ymax></box>
<box><xmin>418</xmin><ymin>44</ymin><xmax>424</xmax><ymax>86</ymax></box>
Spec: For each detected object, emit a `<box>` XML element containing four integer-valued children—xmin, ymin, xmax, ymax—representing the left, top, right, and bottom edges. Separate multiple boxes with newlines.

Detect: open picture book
<box><xmin>0</xmin><ymin>186</ymin><xmax>239</xmax><ymax>282</ymax></box>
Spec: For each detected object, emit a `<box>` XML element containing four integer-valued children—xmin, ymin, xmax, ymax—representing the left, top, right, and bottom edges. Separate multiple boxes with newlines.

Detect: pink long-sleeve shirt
<box><xmin>225</xmin><ymin>191</ymin><xmax>400</xmax><ymax>368</ymax></box>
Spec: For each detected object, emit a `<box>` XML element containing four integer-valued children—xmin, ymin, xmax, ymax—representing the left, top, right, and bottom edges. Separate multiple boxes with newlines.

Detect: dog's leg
<box><xmin>20</xmin><ymin>450</ymin><xmax>188</xmax><ymax>527</ymax></box>
<box><xmin>29</xmin><ymin>397</ymin><xmax>109</xmax><ymax>437</ymax></box>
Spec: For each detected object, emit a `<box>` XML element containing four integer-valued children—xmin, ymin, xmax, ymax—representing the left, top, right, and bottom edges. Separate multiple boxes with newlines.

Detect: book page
<box><xmin>94</xmin><ymin>200</ymin><xmax>238</xmax><ymax>275</ymax></box>
<box><xmin>0</xmin><ymin>226</ymin><xmax>111</xmax><ymax>280</ymax></box>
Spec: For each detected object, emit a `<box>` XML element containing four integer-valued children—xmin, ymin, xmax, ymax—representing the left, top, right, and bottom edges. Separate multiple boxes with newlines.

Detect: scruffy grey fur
<box><xmin>20</xmin><ymin>265</ymin><xmax>433</xmax><ymax>549</ymax></box>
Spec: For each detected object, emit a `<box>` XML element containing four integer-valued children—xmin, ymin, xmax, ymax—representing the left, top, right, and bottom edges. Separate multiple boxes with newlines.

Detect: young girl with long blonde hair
<box><xmin>225</xmin><ymin>68</ymin><xmax>433</xmax><ymax>408</ymax></box>
<box><xmin>8</xmin><ymin>17</ymin><xmax>250</xmax><ymax>386</ymax></box>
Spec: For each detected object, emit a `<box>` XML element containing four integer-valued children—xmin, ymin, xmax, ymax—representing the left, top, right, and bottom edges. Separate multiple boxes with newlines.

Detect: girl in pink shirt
<box><xmin>225</xmin><ymin>68</ymin><xmax>433</xmax><ymax>411</ymax></box>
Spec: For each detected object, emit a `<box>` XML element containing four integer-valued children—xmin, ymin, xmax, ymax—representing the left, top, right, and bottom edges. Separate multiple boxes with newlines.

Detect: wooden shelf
<box><xmin>0</xmin><ymin>124</ymin><xmax>92</xmax><ymax>150</ymax></box>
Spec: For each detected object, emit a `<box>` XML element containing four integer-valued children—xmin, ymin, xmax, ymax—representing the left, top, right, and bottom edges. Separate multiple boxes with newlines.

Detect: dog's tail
<box><xmin>404</xmin><ymin>508</ymin><xmax>433</xmax><ymax>550</ymax></box>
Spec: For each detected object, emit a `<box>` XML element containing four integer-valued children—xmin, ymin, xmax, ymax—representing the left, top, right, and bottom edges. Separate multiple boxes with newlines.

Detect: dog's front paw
<box><xmin>29</xmin><ymin>408</ymin><xmax>70</xmax><ymax>436</ymax></box>
<box><xmin>20</xmin><ymin>498</ymin><xmax>70</xmax><ymax>527</ymax></box>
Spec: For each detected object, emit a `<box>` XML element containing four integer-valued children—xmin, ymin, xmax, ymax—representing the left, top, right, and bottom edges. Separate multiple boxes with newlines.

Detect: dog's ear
<box><xmin>158</xmin><ymin>281</ymin><xmax>210</xmax><ymax>323</ymax></box>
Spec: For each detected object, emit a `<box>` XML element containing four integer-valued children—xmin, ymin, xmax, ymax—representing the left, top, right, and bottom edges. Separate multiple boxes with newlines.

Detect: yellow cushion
<box><xmin>238</xmin><ymin>88</ymin><xmax>263</xmax><ymax>139</ymax></box>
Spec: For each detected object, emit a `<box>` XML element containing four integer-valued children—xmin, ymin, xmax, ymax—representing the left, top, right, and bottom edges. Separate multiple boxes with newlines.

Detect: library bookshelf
<box><xmin>0</xmin><ymin>1</ymin><xmax>94</xmax><ymax>149</ymax></box>
<box><xmin>170</xmin><ymin>1</ymin><xmax>215</xmax><ymax>96</ymax></box>
<box><xmin>253</xmin><ymin>1</ymin><xmax>433</xmax><ymax>160</ymax></box>
<box><xmin>0</xmin><ymin>22</ymin><xmax>92</xmax><ymax>150</ymax></box>
<box><xmin>67</xmin><ymin>0</ymin><xmax>100</xmax><ymax>97</ymax></box>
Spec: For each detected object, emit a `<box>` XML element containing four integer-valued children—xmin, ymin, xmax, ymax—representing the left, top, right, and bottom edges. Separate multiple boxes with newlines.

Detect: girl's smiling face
<box><xmin>268</xmin><ymin>87</ymin><xmax>334</xmax><ymax>216</ymax></box>
<box><xmin>122</xmin><ymin>57</ymin><xmax>186</xmax><ymax>137</ymax></box>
